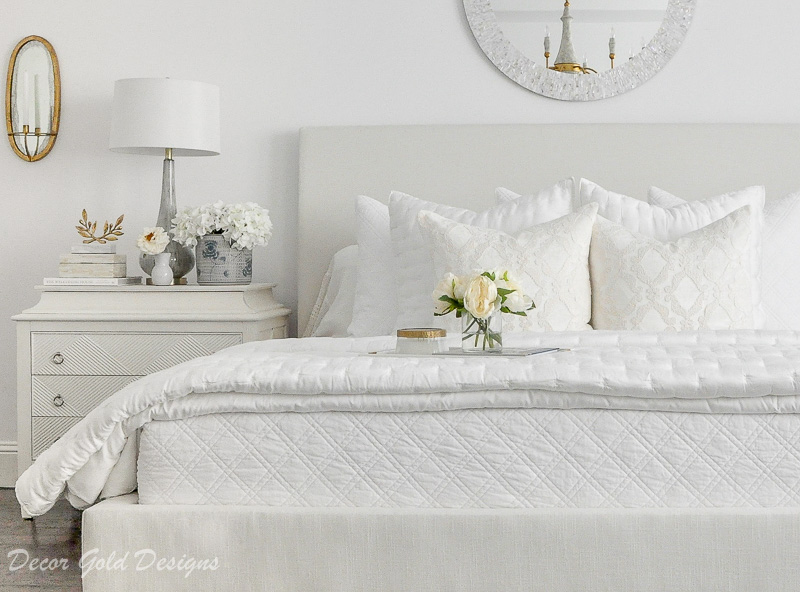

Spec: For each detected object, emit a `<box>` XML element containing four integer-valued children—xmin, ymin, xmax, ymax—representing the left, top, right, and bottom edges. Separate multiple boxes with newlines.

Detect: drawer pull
<box><xmin>51</xmin><ymin>352</ymin><xmax>65</xmax><ymax>365</ymax></box>
<box><xmin>52</xmin><ymin>395</ymin><xmax>65</xmax><ymax>407</ymax></box>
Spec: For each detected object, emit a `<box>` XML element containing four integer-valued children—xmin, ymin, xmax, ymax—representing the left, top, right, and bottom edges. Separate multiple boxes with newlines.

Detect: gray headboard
<box><xmin>298</xmin><ymin>124</ymin><xmax>800</xmax><ymax>333</ymax></box>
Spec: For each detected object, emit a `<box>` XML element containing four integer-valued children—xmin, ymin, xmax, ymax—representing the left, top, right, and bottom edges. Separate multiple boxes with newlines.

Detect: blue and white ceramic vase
<box><xmin>195</xmin><ymin>234</ymin><xmax>253</xmax><ymax>286</ymax></box>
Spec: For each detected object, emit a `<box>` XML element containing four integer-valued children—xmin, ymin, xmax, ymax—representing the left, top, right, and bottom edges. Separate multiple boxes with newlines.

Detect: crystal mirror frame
<box><xmin>5</xmin><ymin>35</ymin><xmax>61</xmax><ymax>161</ymax></box>
<box><xmin>463</xmin><ymin>0</ymin><xmax>695</xmax><ymax>101</ymax></box>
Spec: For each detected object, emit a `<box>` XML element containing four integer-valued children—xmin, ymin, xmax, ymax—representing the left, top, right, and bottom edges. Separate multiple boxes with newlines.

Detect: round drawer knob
<box><xmin>52</xmin><ymin>395</ymin><xmax>64</xmax><ymax>407</ymax></box>
<box><xmin>51</xmin><ymin>352</ymin><xmax>64</xmax><ymax>365</ymax></box>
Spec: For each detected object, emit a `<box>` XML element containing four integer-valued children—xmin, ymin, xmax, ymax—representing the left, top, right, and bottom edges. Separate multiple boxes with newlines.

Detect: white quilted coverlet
<box><xmin>139</xmin><ymin>409</ymin><xmax>800</xmax><ymax>509</ymax></box>
<box><xmin>16</xmin><ymin>331</ymin><xmax>800</xmax><ymax>517</ymax></box>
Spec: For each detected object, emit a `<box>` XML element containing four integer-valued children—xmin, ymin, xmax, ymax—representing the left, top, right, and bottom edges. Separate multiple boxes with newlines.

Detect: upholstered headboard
<box><xmin>298</xmin><ymin>124</ymin><xmax>800</xmax><ymax>333</ymax></box>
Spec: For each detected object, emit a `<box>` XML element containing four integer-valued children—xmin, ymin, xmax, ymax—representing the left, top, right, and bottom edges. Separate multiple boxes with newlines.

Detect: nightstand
<box><xmin>13</xmin><ymin>283</ymin><xmax>291</xmax><ymax>474</ymax></box>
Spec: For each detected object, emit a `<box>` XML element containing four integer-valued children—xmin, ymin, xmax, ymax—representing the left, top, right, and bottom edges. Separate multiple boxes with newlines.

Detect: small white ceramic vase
<box><xmin>150</xmin><ymin>252</ymin><xmax>173</xmax><ymax>286</ymax></box>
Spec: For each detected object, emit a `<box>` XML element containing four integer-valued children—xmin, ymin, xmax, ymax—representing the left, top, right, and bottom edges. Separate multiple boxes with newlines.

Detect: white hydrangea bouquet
<box><xmin>432</xmin><ymin>270</ymin><xmax>534</xmax><ymax>351</ymax></box>
<box><xmin>171</xmin><ymin>201</ymin><xmax>272</xmax><ymax>285</ymax></box>
<box><xmin>171</xmin><ymin>201</ymin><xmax>272</xmax><ymax>250</ymax></box>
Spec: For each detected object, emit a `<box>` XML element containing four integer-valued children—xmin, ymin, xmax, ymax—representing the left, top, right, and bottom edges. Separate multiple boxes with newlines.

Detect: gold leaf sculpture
<box><xmin>75</xmin><ymin>210</ymin><xmax>125</xmax><ymax>244</ymax></box>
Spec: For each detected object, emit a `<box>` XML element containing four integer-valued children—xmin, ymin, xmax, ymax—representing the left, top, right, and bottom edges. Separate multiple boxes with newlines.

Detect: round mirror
<box><xmin>5</xmin><ymin>36</ymin><xmax>61</xmax><ymax>161</ymax></box>
<box><xmin>463</xmin><ymin>0</ymin><xmax>695</xmax><ymax>101</ymax></box>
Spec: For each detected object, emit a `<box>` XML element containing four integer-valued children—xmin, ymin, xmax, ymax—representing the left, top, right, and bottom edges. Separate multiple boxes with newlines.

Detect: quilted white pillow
<box><xmin>417</xmin><ymin>203</ymin><xmax>598</xmax><ymax>332</ymax></box>
<box><xmin>591</xmin><ymin>207</ymin><xmax>754</xmax><ymax>331</ymax></box>
<box><xmin>390</xmin><ymin>178</ymin><xmax>575</xmax><ymax>329</ymax></box>
<box><xmin>580</xmin><ymin>179</ymin><xmax>766</xmax><ymax>328</ymax></box>
<box><xmin>348</xmin><ymin>196</ymin><xmax>396</xmax><ymax>337</ymax></box>
<box><xmin>649</xmin><ymin>186</ymin><xmax>800</xmax><ymax>330</ymax></box>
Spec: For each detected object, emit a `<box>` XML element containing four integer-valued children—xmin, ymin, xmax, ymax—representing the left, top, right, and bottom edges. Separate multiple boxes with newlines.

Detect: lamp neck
<box><xmin>164</xmin><ymin>147</ymin><xmax>173</xmax><ymax>160</ymax></box>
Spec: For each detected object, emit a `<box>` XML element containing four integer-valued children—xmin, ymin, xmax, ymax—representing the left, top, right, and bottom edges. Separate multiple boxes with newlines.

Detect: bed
<box><xmin>17</xmin><ymin>124</ymin><xmax>800</xmax><ymax>591</ymax></box>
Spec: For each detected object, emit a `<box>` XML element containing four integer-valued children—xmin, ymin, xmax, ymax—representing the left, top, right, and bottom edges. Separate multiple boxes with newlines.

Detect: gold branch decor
<box><xmin>76</xmin><ymin>210</ymin><xmax>125</xmax><ymax>244</ymax></box>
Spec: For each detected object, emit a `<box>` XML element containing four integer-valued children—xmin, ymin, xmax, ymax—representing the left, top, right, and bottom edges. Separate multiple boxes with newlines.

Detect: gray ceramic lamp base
<box><xmin>139</xmin><ymin>240</ymin><xmax>195</xmax><ymax>282</ymax></box>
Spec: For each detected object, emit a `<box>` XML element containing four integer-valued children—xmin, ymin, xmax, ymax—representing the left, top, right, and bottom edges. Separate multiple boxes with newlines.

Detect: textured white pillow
<box><xmin>590</xmin><ymin>207</ymin><xmax>754</xmax><ymax>331</ymax></box>
<box><xmin>348</xmin><ymin>196</ymin><xmax>396</xmax><ymax>337</ymax></box>
<box><xmin>580</xmin><ymin>179</ymin><xmax>766</xmax><ymax>328</ymax></box>
<box><xmin>649</xmin><ymin>186</ymin><xmax>800</xmax><ymax>330</ymax></box>
<box><xmin>390</xmin><ymin>178</ymin><xmax>575</xmax><ymax>329</ymax></box>
<box><xmin>417</xmin><ymin>203</ymin><xmax>597</xmax><ymax>332</ymax></box>
<box><xmin>304</xmin><ymin>245</ymin><xmax>357</xmax><ymax>337</ymax></box>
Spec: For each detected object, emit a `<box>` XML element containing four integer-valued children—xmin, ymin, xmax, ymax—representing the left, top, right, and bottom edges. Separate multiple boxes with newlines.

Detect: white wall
<box><xmin>1</xmin><ymin>0</ymin><xmax>797</xmax><ymax>444</ymax></box>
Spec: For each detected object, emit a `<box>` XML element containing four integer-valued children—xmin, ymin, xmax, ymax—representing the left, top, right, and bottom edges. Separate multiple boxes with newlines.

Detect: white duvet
<box><xmin>16</xmin><ymin>330</ymin><xmax>800</xmax><ymax>517</ymax></box>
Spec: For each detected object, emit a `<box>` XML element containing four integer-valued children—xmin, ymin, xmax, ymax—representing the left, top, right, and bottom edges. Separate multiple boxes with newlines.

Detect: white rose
<box><xmin>137</xmin><ymin>227</ymin><xmax>170</xmax><ymax>255</ymax></box>
<box><xmin>432</xmin><ymin>273</ymin><xmax>458</xmax><ymax>315</ymax></box>
<box><xmin>503</xmin><ymin>290</ymin><xmax>533</xmax><ymax>314</ymax></box>
<box><xmin>463</xmin><ymin>275</ymin><xmax>498</xmax><ymax>319</ymax></box>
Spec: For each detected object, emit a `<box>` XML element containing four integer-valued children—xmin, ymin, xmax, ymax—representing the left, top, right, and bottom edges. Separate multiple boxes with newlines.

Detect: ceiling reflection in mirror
<box><xmin>463</xmin><ymin>0</ymin><xmax>694</xmax><ymax>101</ymax></box>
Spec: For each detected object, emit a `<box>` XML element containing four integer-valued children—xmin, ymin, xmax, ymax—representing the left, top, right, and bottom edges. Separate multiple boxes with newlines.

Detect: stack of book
<box><xmin>43</xmin><ymin>244</ymin><xmax>143</xmax><ymax>286</ymax></box>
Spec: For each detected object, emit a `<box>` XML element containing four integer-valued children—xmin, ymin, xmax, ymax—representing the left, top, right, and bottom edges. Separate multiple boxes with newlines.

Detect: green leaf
<box><xmin>496</xmin><ymin>288</ymin><xmax>514</xmax><ymax>297</ymax></box>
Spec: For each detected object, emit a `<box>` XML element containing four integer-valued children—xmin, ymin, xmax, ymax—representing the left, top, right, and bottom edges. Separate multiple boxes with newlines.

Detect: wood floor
<box><xmin>0</xmin><ymin>488</ymin><xmax>82</xmax><ymax>591</ymax></box>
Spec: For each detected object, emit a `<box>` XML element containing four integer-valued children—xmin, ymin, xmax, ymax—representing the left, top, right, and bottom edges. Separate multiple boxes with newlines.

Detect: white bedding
<box><xmin>16</xmin><ymin>331</ymin><xmax>800</xmax><ymax>517</ymax></box>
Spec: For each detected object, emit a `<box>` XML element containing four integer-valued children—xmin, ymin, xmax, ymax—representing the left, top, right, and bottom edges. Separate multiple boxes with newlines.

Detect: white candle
<box><xmin>33</xmin><ymin>74</ymin><xmax>41</xmax><ymax>130</ymax></box>
<box><xmin>544</xmin><ymin>26</ymin><xmax>550</xmax><ymax>53</ymax></box>
<box><xmin>22</xmin><ymin>71</ymin><xmax>31</xmax><ymax>128</ymax></box>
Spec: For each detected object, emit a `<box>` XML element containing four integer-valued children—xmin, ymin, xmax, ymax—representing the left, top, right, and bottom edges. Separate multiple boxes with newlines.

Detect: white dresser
<box><xmin>13</xmin><ymin>284</ymin><xmax>291</xmax><ymax>474</ymax></box>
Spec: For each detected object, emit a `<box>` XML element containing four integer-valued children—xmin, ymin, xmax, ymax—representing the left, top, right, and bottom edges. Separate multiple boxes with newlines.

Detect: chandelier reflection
<box><xmin>544</xmin><ymin>1</ymin><xmax>616</xmax><ymax>74</ymax></box>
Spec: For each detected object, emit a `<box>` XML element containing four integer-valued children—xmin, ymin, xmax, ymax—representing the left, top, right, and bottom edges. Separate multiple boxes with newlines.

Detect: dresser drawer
<box><xmin>32</xmin><ymin>416</ymin><xmax>83</xmax><ymax>459</ymax></box>
<box><xmin>32</xmin><ymin>375</ymin><xmax>140</xmax><ymax>416</ymax></box>
<box><xmin>31</xmin><ymin>332</ymin><xmax>242</xmax><ymax>375</ymax></box>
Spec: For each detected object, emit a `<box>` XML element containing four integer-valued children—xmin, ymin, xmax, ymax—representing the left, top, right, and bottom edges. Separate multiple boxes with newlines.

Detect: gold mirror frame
<box><xmin>5</xmin><ymin>35</ymin><xmax>61</xmax><ymax>161</ymax></box>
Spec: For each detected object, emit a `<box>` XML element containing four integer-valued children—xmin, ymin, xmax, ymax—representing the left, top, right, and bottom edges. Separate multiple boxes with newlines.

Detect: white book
<box><xmin>70</xmin><ymin>244</ymin><xmax>117</xmax><ymax>254</ymax></box>
<box><xmin>43</xmin><ymin>277</ymin><xmax>143</xmax><ymax>286</ymax></box>
<box><xmin>59</xmin><ymin>253</ymin><xmax>127</xmax><ymax>264</ymax></box>
<box><xmin>59</xmin><ymin>263</ymin><xmax>127</xmax><ymax>278</ymax></box>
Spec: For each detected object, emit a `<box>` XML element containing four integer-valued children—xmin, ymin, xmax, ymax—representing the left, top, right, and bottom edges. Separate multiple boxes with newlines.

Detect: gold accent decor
<box><xmin>76</xmin><ymin>210</ymin><xmax>125</xmax><ymax>244</ymax></box>
<box><xmin>5</xmin><ymin>35</ymin><xmax>61</xmax><ymax>162</ymax></box>
<box><xmin>397</xmin><ymin>328</ymin><xmax>447</xmax><ymax>339</ymax></box>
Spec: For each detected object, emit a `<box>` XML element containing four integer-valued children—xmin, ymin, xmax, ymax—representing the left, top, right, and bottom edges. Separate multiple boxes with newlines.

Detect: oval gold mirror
<box><xmin>5</xmin><ymin>36</ymin><xmax>61</xmax><ymax>161</ymax></box>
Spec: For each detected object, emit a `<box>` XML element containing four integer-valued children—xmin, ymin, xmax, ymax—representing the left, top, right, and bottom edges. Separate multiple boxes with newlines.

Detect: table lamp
<box><xmin>110</xmin><ymin>78</ymin><xmax>220</xmax><ymax>284</ymax></box>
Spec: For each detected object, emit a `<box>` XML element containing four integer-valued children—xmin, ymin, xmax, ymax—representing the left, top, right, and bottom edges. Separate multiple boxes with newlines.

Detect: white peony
<box><xmin>137</xmin><ymin>227</ymin><xmax>170</xmax><ymax>254</ymax></box>
<box><xmin>463</xmin><ymin>275</ymin><xmax>498</xmax><ymax>319</ymax></box>
<box><xmin>432</xmin><ymin>273</ymin><xmax>458</xmax><ymax>315</ymax></box>
<box><xmin>503</xmin><ymin>290</ymin><xmax>533</xmax><ymax>314</ymax></box>
<box><xmin>453</xmin><ymin>275</ymin><xmax>469</xmax><ymax>301</ymax></box>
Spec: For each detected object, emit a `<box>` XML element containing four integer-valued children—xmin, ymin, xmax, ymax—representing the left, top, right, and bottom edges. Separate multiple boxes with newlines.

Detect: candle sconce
<box><xmin>5</xmin><ymin>36</ymin><xmax>61</xmax><ymax>162</ymax></box>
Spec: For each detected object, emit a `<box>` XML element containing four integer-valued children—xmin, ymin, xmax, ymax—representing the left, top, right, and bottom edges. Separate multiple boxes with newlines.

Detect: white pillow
<box><xmin>579</xmin><ymin>179</ymin><xmax>766</xmax><ymax>328</ymax></box>
<box><xmin>304</xmin><ymin>245</ymin><xmax>358</xmax><ymax>337</ymax></box>
<box><xmin>390</xmin><ymin>178</ymin><xmax>576</xmax><ymax>329</ymax></box>
<box><xmin>590</xmin><ymin>207</ymin><xmax>754</xmax><ymax>331</ymax></box>
<box><xmin>348</xmin><ymin>196</ymin><xmax>396</xmax><ymax>337</ymax></box>
<box><xmin>649</xmin><ymin>186</ymin><xmax>800</xmax><ymax>330</ymax></box>
<box><xmin>417</xmin><ymin>203</ymin><xmax>597</xmax><ymax>332</ymax></box>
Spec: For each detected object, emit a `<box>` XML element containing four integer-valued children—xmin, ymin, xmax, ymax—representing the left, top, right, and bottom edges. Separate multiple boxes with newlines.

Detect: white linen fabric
<box><xmin>138</xmin><ymin>408</ymin><xmax>800</xmax><ymax>508</ymax></box>
<box><xmin>390</xmin><ymin>179</ymin><xmax>575</xmax><ymax>329</ymax></box>
<box><xmin>304</xmin><ymin>245</ymin><xmax>357</xmax><ymax>337</ymax></box>
<box><xmin>590</xmin><ymin>208</ymin><xmax>754</xmax><ymax>330</ymax></box>
<box><xmin>580</xmin><ymin>179</ymin><xmax>766</xmax><ymax>327</ymax></box>
<box><xmin>16</xmin><ymin>330</ymin><xmax>800</xmax><ymax>518</ymax></box>
<box><xmin>649</xmin><ymin>187</ymin><xmax>800</xmax><ymax>331</ymax></box>
<box><xmin>417</xmin><ymin>204</ymin><xmax>597</xmax><ymax>332</ymax></box>
<box><xmin>348</xmin><ymin>196</ymin><xmax>396</xmax><ymax>336</ymax></box>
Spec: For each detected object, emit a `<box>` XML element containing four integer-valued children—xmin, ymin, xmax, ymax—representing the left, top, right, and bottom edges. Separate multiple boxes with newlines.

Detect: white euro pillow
<box><xmin>580</xmin><ymin>179</ymin><xmax>766</xmax><ymax>328</ymax></box>
<box><xmin>348</xmin><ymin>196</ymin><xmax>396</xmax><ymax>337</ymax></box>
<box><xmin>649</xmin><ymin>186</ymin><xmax>800</xmax><ymax>330</ymax></box>
<box><xmin>417</xmin><ymin>203</ymin><xmax>598</xmax><ymax>333</ymax></box>
<box><xmin>591</xmin><ymin>207</ymin><xmax>754</xmax><ymax>331</ymax></box>
<box><xmin>390</xmin><ymin>178</ymin><xmax>576</xmax><ymax>329</ymax></box>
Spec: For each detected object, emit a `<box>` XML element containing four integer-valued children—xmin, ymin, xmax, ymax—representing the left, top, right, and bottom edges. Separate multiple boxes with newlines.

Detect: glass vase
<box><xmin>461</xmin><ymin>312</ymin><xmax>503</xmax><ymax>352</ymax></box>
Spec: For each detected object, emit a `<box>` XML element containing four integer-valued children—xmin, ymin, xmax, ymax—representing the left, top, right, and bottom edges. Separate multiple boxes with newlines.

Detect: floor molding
<box><xmin>0</xmin><ymin>441</ymin><xmax>17</xmax><ymax>487</ymax></box>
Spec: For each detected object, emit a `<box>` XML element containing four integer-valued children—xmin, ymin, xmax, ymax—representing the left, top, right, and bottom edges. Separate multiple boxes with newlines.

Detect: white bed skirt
<box><xmin>82</xmin><ymin>495</ymin><xmax>800</xmax><ymax>592</ymax></box>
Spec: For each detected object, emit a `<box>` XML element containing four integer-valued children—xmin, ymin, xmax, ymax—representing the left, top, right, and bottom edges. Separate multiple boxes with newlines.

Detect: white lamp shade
<box><xmin>109</xmin><ymin>78</ymin><xmax>220</xmax><ymax>156</ymax></box>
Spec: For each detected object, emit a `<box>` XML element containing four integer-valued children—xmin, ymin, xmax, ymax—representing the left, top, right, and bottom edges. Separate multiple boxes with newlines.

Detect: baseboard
<box><xmin>0</xmin><ymin>442</ymin><xmax>17</xmax><ymax>487</ymax></box>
